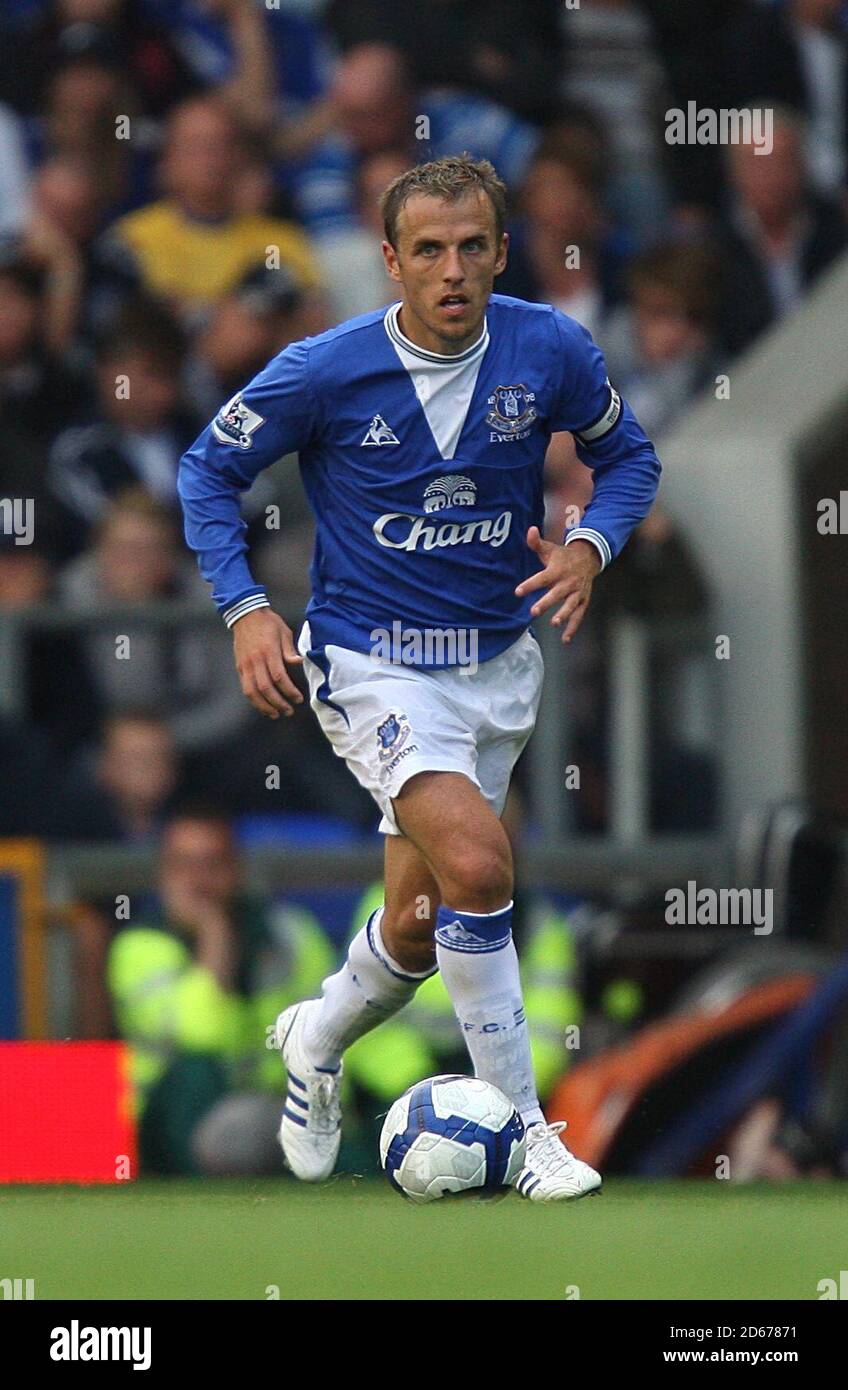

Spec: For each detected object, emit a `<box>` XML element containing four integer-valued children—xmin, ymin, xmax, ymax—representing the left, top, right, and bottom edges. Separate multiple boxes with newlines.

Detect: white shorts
<box><xmin>297</xmin><ymin>623</ymin><xmax>544</xmax><ymax>835</ymax></box>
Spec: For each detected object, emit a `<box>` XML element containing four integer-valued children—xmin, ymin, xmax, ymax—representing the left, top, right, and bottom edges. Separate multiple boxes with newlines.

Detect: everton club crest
<box><xmin>376</xmin><ymin>711</ymin><xmax>411</xmax><ymax>762</ymax></box>
<box><xmin>485</xmin><ymin>384</ymin><xmax>537</xmax><ymax>441</ymax></box>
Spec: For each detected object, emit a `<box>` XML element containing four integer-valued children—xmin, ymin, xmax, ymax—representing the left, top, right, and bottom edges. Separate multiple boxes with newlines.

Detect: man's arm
<box><xmin>516</xmin><ymin>310</ymin><xmax>662</xmax><ymax>643</ymax></box>
<box><xmin>177</xmin><ymin>340</ymin><xmax>319</xmax><ymax>717</ymax></box>
<box><xmin>552</xmin><ymin>311</ymin><xmax>662</xmax><ymax>569</ymax></box>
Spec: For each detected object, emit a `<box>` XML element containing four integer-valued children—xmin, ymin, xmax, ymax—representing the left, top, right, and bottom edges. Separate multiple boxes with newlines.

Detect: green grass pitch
<box><xmin>3</xmin><ymin>1179</ymin><xmax>846</xmax><ymax>1300</ymax></box>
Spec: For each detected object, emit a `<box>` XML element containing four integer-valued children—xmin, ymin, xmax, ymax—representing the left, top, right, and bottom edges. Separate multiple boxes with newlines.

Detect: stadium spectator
<box><xmin>32</xmin><ymin>40</ymin><xmax>153</xmax><ymax>222</ymax></box>
<box><xmin>716</xmin><ymin>105</ymin><xmax>848</xmax><ymax>357</ymax></box>
<box><xmin>68</xmin><ymin>710</ymin><xmax>180</xmax><ymax>843</ymax></box>
<box><xmin>639</xmin><ymin>0</ymin><xmax>846</xmax><ymax>218</ymax></box>
<box><xmin>147</xmin><ymin>0</ymin><xmax>326</xmax><ymax>131</ymax></box>
<box><xmin>285</xmin><ymin>42</ymin><xmax>540</xmax><ymax>239</ymax></box>
<box><xmin>510</xmin><ymin>133</ymin><xmax>631</xmax><ymax>339</ymax></box>
<box><xmin>107</xmin><ymin>806</ymin><xmax>334</xmax><ymax>1174</ymax></box>
<box><xmin>27</xmin><ymin>155</ymin><xmax>145</xmax><ymax>344</ymax></box>
<box><xmin>46</xmin><ymin>296</ymin><xmax>198</xmax><ymax>554</ymax></box>
<box><xmin>57</xmin><ymin>488</ymin><xmax>248</xmax><ymax>755</ymax></box>
<box><xmin>633</xmin><ymin>0</ymin><xmax>774</xmax><ymax>215</ymax></box>
<box><xmin>560</xmin><ymin>0</ymin><xmax>672</xmax><ymax>247</ymax></box>
<box><xmin>106</xmin><ymin>96</ymin><xmax>325</xmax><ymax>330</ymax></box>
<box><xmin>325</xmin><ymin>0</ymin><xmax>564</xmax><ymax>126</ymax></box>
<box><xmin>0</xmin><ymin>246</ymin><xmax>92</xmax><ymax>453</ymax></box>
<box><xmin>312</xmin><ymin>149</ymin><xmax>409</xmax><ymax>322</ymax></box>
<box><xmin>31</xmin><ymin>155</ymin><xmax>106</xmax><ymax>254</ymax></box>
<box><xmin>184</xmin><ymin>263</ymin><xmax>312</xmax><ymax>565</ymax></box>
<box><xmin>601</xmin><ymin>240</ymin><xmax>724</xmax><ymax>439</ymax></box>
<box><xmin>186</xmin><ymin>264</ymin><xmax>309</xmax><ymax>420</ymax></box>
<box><xmin>0</xmin><ymin>0</ymin><xmax>200</xmax><ymax>121</ymax></box>
<box><xmin>656</xmin><ymin>0</ymin><xmax>847</xmax><ymax>206</ymax></box>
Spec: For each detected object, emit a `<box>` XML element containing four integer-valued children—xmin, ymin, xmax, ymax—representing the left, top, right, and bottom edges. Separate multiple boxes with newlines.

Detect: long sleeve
<box><xmin>549</xmin><ymin>310</ymin><xmax>662</xmax><ymax>569</ymax></box>
<box><xmin>177</xmin><ymin>339</ymin><xmax>320</xmax><ymax>625</ymax></box>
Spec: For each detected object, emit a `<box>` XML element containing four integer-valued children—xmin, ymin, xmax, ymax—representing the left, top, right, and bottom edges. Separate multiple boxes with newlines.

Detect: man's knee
<box><xmin>390</xmin><ymin>771</ymin><xmax>513</xmax><ymax>912</ymax></box>
<box><xmin>437</xmin><ymin>834</ymin><xmax>512</xmax><ymax>909</ymax></box>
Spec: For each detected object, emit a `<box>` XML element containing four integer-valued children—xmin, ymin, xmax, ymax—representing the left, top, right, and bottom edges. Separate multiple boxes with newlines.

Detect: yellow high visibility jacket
<box><xmin>108</xmin><ymin>898</ymin><xmax>334</xmax><ymax>1115</ymax></box>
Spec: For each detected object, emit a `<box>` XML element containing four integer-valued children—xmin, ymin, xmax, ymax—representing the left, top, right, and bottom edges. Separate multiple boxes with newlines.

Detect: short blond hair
<box><xmin>380</xmin><ymin>153</ymin><xmax>507</xmax><ymax>248</ymax></box>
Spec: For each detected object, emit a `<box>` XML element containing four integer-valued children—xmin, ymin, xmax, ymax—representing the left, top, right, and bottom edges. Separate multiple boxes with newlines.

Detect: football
<box><xmin>379</xmin><ymin>1074</ymin><xmax>526</xmax><ymax>1203</ymax></box>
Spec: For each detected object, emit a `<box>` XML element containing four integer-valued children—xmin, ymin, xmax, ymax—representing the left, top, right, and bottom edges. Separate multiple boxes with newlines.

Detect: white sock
<box><xmin>303</xmin><ymin>908</ymin><xmax>435</xmax><ymax>1069</ymax></box>
<box><xmin>435</xmin><ymin>901</ymin><xmax>544</xmax><ymax>1127</ymax></box>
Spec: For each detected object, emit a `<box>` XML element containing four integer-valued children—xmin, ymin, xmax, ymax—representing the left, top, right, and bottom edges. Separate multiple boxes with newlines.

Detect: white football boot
<box><xmin>512</xmin><ymin>1121</ymin><xmax>602</xmax><ymax>1201</ymax></box>
<box><xmin>273</xmin><ymin>1001</ymin><xmax>342</xmax><ymax>1182</ymax></box>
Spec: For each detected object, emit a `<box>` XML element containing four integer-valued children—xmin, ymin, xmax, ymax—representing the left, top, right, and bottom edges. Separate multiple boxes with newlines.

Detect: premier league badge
<box><xmin>485</xmin><ymin>384</ymin><xmax>537</xmax><ymax>438</ymax></box>
<box><xmin>212</xmin><ymin>392</ymin><xmax>266</xmax><ymax>450</ymax></box>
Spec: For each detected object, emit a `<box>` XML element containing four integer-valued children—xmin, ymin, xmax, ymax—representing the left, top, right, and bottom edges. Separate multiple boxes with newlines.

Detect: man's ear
<box><xmin>381</xmin><ymin>239</ymin><xmax>402</xmax><ymax>283</ymax></box>
<box><xmin>494</xmin><ymin>230</ymin><xmax>509</xmax><ymax>277</ymax></box>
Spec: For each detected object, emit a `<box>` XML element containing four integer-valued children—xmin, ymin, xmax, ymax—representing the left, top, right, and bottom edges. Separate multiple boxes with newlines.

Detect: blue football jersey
<box><xmin>178</xmin><ymin>294</ymin><xmax>661</xmax><ymax>666</ymax></box>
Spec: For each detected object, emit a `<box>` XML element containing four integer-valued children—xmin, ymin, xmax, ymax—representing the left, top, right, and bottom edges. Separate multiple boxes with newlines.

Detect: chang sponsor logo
<box><xmin>375</xmin><ymin>475</ymin><xmax>511</xmax><ymax>553</ymax></box>
<box><xmin>374</xmin><ymin>509</ymin><xmax>512</xmax><ymax>552</ymax></box>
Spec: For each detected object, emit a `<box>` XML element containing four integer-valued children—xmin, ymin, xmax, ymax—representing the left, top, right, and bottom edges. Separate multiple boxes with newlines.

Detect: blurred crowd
<box><xmin>1</xmin><ymin>0</ymin><xmax>847</xmax><ymax>845</ymax></box>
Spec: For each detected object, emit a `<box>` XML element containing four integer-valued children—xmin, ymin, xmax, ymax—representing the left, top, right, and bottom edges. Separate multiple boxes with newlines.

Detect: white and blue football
<box><xmin>379</xmin><ymin>1074</ymin><xmax>526</xmax><ymax>1203</ymax></box>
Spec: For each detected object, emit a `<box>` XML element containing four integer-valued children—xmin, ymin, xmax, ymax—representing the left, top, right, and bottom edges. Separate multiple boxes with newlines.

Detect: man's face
<box><xmin>98</xmin><ymin>349</ymin><xmax>179</xmax><ymax>431</ymax></box>
<box><xmin>522</xmin><ymin>158</ymin><xmax>600</xmax><ymax>243</ymax></box>
<box><xmin>49</xmin><ymin>63</ymin><xmax>121</xmax><ymax>138</ymax></box>
<box><xmin>97</xmin><ymin>511</ymin><xmax>176</xmax><ymax>599</ymax></box>
<box><xmin>34</xmin><ymin>163</ymin><xmax>102</xmax><ymax>246</ymax></box>
<box><xmin>634</xmin><ymin>287</ymin><xmax>705</xmax><ymax>364</ymax></box>
<box><xmin>160</xmin><ymin>820</ymin><xmax>240</xmax><ymax>909</ymax></box>
<box><xmin>163</xmin><ymin>105</ymin><xmax>236</xmax><ymax>213</ymax></box>
<box><xmin>729</xmin><ymin>124</ymin><xmax>804</xmax><ymax>224</ymax></box>
<box><xmin>382</xmin><ymin>190</ymin><xmax>508</xmax><ymax>354</ymax></box>
<box><xmin>200</xmin><ymin>299</ymin><xmax>295</xmax><ymax>385</ymax></box>
<box><xmin>331</xmin><ymin>49</ymin><xmax>409</xmax><ymax>156</ymax></box>
<box><xmin>100</xmin><ymin>719</ymin><xmax>176</xmax><ymax>812</ymax></box>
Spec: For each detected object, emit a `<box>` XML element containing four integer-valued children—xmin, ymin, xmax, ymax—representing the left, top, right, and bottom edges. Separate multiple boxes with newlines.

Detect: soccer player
<box><xmin>178</xmin><ymin>155</ymin><xmax>661</xmax><ymax>1200</ymax></box>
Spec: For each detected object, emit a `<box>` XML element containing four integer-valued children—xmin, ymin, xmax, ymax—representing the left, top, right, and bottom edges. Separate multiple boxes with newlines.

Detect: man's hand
<box><xmin>232</xmin><ymin>608</ymin><xmax>304</xmax><ymax>718</ymax></box>
<box><xmin>515</xmin><ymin>527</ymin><xmax>602</xmax><ymax>644</ymax></box>
<box><xmin>161</xmin><ymin>884</ymin><xmax>236</xmax><ymax>989</ymax></box>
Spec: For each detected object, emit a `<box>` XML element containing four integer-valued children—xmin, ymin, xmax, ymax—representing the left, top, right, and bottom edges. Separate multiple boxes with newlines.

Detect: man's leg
<box><xmin>301</xmin><ymin>835</ymin><xmax>440</xmax><ymax>1069</ymax></box>
<box><xmin>275</xmin><ymin>834</ymin><xmax>440</xmax><ymax>1180</ymax></box>
<box><xmin>388</xmin><ymin>770</ymin><xmax>544</xmax><ymax>1127</ymax></box>
<box><xmin>386</xmin><ymin>770</ymin><xmax>602</xmax><ymax>1200</ymax></box>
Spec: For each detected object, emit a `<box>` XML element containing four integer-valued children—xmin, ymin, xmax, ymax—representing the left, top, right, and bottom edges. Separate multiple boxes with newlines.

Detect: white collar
<box><xmin>384</xmin><ymin>300</ymin><xmax>489</xmax><ymax>365</ymax></box>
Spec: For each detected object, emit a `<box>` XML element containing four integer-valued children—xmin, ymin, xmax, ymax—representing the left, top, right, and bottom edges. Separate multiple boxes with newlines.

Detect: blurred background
<box><xmin>1</xmin><ymin>0</ymin><xmax>847</xmax><ymax>1186</ymax></box>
